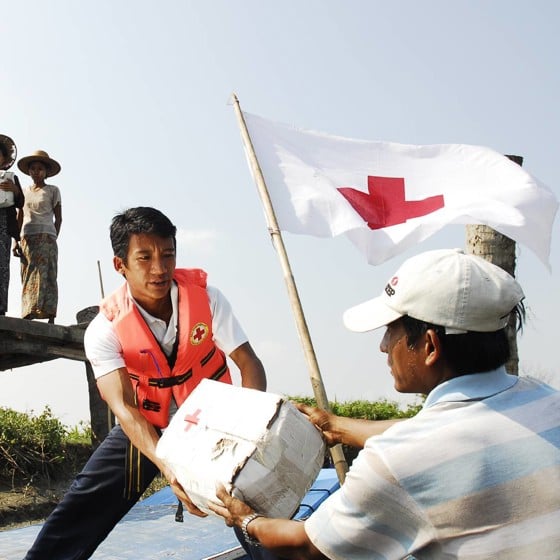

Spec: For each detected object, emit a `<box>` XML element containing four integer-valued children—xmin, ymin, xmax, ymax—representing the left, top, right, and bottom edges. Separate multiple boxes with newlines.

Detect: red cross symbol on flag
<box><xmin>338</xmin><ymin>176</ymin><xmax>445</xmax><ymax>230</ymax></box>
<box><xmin>184</xmin><ymin>408</ymin><xmax>202</xmax><ymax>431</ymax></box>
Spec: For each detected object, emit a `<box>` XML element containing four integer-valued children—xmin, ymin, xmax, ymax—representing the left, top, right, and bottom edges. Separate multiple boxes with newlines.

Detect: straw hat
<box><xmin>18</xmin><ymin>149</ymin><xmax>61</xmax><ymax>177</ymax></box>
<box><xmin>0</xmin><ymin>134</ymin><xmax>17</xmax><ymax>170</ymax></box>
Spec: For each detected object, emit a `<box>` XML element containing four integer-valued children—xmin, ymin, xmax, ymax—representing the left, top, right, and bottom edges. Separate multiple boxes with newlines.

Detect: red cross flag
<box><xmin>241</xmin><ymin>112</ymin><xmax>558</xmax><ymax>266</ymax></box>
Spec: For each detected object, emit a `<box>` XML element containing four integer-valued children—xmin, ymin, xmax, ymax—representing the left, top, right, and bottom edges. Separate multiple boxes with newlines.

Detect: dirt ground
<box><xmin>0</xmin><ymin>444</ymin><xmax>92</xmax><ymax>532</ymax></box>
<box><xmin>0</xmin><ymin>477</ymin><xmax>70</xmax><ymax>531</ymax></box>
<box><xmin>0</xmin><ymin>455</ymin><xmax>167</xmax><ymax>532</ymax></box>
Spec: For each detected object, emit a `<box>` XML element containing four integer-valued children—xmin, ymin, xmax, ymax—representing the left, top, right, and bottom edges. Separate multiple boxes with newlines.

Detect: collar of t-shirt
<box><xmin>424</xmin><ymin>366</ymin><xmax>518</xmax><ymax>409</ymax></box>
<box><xmin>127</xmin><ymin>281</ymin><xmax>178</xmax><ymax>358</ymax></box>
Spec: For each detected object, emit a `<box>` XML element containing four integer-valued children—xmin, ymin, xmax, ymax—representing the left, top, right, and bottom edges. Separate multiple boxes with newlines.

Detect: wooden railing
<box><xmin>0</xmin><ymin>309</ymin><xmax>114</xmax><ymax>446</ymax></box>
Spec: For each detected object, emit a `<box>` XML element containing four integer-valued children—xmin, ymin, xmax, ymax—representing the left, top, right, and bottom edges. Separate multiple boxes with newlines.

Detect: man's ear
<box><xmin>113</xmin><ymin>256</ymin><xmax>125</xmax><ymax>276</ymax></box>
<box><xmin>424</xmin><ymin>329</ymin><xmax>443</xmax><ymax>366</ymax></box>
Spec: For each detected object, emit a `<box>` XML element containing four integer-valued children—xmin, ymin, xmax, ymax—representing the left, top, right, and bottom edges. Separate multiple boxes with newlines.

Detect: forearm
<box><xmin>14</xmin><ymin>176</ymin><xmax>24</xmax><ymax>207</ymax></box>
<box><xmin>96</xmin><ymin>370</ymin><xmax>163</xmax><ymax>470</ymax></box>
<box><xmin>110</xmin><ymin>402</ymin><xmax>163</xmax><ymax>468</ymax></box>
<box><xmin>53</xmin><ymin>205</ymin><xmax>62</xmax><ymax>236</ymax></box>
<box><xmin>248</xmin><ymin>517</ymin><xmax>326</xmax><ymax>559</ymax></box>
<box><xmin>335</xmin><ymin>417</ymin><xmax>402</xmax><ymax>448</ymax></box>
<box><xmin>296</xmin><ymin>403</ymin><xmax>402</xmax><ymax>449</ymax></box>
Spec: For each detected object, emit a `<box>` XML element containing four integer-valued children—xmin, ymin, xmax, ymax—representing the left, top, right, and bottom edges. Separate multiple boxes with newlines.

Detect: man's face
<box><xmin>380</xmin><ymin>319</ymin><xmax>434</xmax><ymax>394</ymax></box>
<box><xmin>113</xmin><ymin>233</ymin><xmax>176</xmax><ymax>307</ymax></box>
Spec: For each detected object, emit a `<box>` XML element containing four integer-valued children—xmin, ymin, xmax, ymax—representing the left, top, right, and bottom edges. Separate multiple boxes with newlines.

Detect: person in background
<box><xmin>0</xmin><ymin>134</ymin><xmax>24</xmax><ymax>316</ymax></box>
<box><xmin>23</xmin><ymin>206</ymin><xmax>277</xmax><ymax>560</ymax></box>
<box><xmin>16</xmin><ymin>149</ymin><xmax>62</xmax><ymax>323</ymax></box>
<box><xmin>211</xmin><ymin>248</ymin><xmax>560</xmax><ymax>559</ymax></box>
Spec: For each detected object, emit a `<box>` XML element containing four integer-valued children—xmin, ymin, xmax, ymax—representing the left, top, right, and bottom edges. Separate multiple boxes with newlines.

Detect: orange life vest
<box><xmin>100</xmin><ymin>268</ymin><xmax>232</xmax><ymax>428</ymax></box>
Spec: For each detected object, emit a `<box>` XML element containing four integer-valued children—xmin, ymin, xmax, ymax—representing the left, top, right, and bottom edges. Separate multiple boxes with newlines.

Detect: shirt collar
<box><xmin>127</xmin><ymin>281</ymin><xmax>178</xmax><ymax>330</ymax></box>
<box><xmin>424</xmin><ymin>366</ymin><xmax>518</xmax><ymax>408</ymax></box>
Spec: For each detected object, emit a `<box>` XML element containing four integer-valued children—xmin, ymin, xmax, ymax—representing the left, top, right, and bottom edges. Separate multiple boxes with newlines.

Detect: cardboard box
<box><xmin>156</xmin><ymin>379</ymin><xmax>326</xmax><ymax>518</ymax></box>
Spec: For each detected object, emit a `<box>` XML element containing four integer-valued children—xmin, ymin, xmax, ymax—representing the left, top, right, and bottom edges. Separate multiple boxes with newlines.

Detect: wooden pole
<box><xmin>466</xmin><ymin>154</ymin><xmax>522</xmax><ymax>375</ymax></box>
<box><xmin>76</xmin><ymin>306</ymin><xmax>115</xmax><ymax>446</ymax></box>
<box><xmin>231</xmin><ymin>94</ymin><xmax>348</xmax><ymax>483</ymax></box>
<box><xmin>95</xmin><ymin>260</ymin><xmax>114</xmax><ymax>432</ymax></box>
<box><xmin>97</xmin><ymin>260</ymin><xmax>105</xmax><ymax>298</ymax></box>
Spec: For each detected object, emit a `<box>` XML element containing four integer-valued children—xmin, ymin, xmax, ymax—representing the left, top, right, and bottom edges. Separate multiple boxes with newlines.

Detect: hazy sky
<box><xmin>1</xmin><ymin>0</ymin><xmax>558</xmax><ymax>426</ymax></box>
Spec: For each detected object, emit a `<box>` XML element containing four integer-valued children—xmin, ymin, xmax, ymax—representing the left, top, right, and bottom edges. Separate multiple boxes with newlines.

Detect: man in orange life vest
<box><xmin>24</xmin><ymin>206</ymin><xmax>271</xmax><ymax>559</ymax></box>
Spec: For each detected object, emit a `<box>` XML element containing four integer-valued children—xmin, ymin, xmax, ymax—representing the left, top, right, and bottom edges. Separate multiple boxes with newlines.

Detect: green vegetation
<box><xmin>1</xmin><ymin>397</ymin><xmax>422</xmax><ymax>486</ymax></box>
<box><xmin>290</xmin><ymin>396</ymin><xmax>422</xmax><ymax>420</ymax></box>
<box><xmin>0</xmin><ymin>406</ymin><xmax>91</xmax><ymax>484</ymax></box>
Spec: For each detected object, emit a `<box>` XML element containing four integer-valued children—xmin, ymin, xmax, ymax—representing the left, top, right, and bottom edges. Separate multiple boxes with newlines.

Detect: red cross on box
<box><xmin>183</xmin><ymin>408</ymin><xmax>202</xmax><ymax>431</ymax></box>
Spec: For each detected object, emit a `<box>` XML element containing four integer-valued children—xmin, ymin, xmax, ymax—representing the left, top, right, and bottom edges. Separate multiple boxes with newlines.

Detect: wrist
<box><xmin>241</xmin><ymin>512</ymin><xmax>262</xmax><ymax>547</ymax></box>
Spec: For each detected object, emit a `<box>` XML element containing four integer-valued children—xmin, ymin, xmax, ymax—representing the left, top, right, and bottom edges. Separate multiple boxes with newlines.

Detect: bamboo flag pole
<box><xmin>231</xmin><ymin>94</ymin><xmax>348</xmax><ymax>483</ymax></box>
<box><xmin>97</xmin><ymin>260</ymin><xmax>105</xmax><ymax>299</ymax></box>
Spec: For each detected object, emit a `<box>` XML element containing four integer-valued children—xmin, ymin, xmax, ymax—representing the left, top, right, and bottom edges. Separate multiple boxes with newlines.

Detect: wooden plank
<box><xmin>0</xmin><ymin>316</ymin><xmax>85</xmax><ymax>344</ymax></box>
<box><xmin>0</xmin><ymin>316</ymin><xmax>88</xmax><ymax>371</ymax></box>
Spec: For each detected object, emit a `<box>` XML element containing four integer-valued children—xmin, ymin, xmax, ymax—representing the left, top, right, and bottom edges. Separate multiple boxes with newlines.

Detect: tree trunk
<box><xmin>76</xmin><ymin>306</ymin><xmax>115</xmax><ymax>447</ymax></box>
<box><xmin>465</xmin><ymin>155</ymin><xmax>523</xmax><ymax>375</ymax></box>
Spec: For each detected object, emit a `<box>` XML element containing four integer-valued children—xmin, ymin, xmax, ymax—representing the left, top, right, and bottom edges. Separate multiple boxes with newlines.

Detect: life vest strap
<box><xmin>129</xmin><ymin>370</ymin><xmax>193</xmax><ymax>388</ymax></box>
<box><xmin>210</xmin><ymin>363</ymin><xmax>229</xmax><ymax>381</ymax></box>
<box><xmin>129</xmin><ymin>350</ymin><xmax>228</xmax><ymax>389</ymax></box>
<box><xmin>200</xmin><ymin>346</ymin><xmax>216</xmax><ymax>366</ymax></box>
<box><xmin>149</xmin><ymin>371</ymin><xmax>193</xmax><ymax>388</ymax></box>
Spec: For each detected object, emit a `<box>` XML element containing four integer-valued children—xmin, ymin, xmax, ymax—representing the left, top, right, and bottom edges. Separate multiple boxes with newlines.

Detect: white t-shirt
<box><xmin>21</xmin><ymin>184</ymin><xmax>61</xmax><ymax>237</ymax></box>
<box><xmin>84</xmin><ymin>282</ymin><xmax>248</xmax><ymax>379</ymax></box>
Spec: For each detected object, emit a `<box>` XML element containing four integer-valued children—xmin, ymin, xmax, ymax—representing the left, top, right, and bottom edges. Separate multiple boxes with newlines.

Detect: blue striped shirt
<box><xmin>305</xmin><ymin>368</ymin><xmax>560</xmax><ymax>559</ymax></box>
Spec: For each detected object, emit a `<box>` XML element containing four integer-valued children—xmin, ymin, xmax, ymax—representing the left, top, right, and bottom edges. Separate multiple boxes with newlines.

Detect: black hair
<box><xmin>400</xmin><ymin>302</ymin><xmax>525</xmax><ymax>375</ymax></box>
<box><xmin>110</xmin><ymin>207</ymin><xmax>177</xmax><ymax>261</ymax></box>
<box><xmin>0</xmin><ymin>143</ymin><xmax>9</xmax><ymax>159</ymax></box>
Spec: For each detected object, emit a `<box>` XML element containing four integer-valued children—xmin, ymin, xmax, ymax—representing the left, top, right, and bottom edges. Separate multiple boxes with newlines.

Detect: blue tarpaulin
<box><xmin>0</xmin><ymin>468</ymin><xmax>339</xmax><ymax>560</ymax></box>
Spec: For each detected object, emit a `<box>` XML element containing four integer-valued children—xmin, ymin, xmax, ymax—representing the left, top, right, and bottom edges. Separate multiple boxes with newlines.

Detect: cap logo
<box><xmin>385</xmin><ymin>276</ymin><xmax>398</xmax><ymax>297</ymax></box>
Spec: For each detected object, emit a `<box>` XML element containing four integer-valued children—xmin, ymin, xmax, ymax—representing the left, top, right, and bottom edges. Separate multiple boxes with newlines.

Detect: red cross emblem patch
<box><xmin>190</xmin><ymin>322</ymin><xmax>209</xmax><ymax>345</ymax></box>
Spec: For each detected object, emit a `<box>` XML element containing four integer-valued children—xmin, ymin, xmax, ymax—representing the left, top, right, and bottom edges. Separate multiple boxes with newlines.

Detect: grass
<box><xmin>1</xmin><ymin>396</ymin><xmax>422</xmax><ymax>489</ymax></box>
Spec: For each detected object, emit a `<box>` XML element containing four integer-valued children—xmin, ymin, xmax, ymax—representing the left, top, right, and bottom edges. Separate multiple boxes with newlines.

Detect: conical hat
<box><xmin>18</xmin><ymin>150</ymin><xmax>61</xmax><ymax>177</ymax></box>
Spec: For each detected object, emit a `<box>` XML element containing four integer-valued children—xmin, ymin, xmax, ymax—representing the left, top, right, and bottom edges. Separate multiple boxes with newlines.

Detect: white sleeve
<box><xmin>84</xmin><ymin>312</ymin><xmax>126</xmax><ymax>379</ymax></box>
<box><xmin>207</xmin><ymin>285</ymin><xmax>249</xmax><ymax>355</ymax></box>
<box><xmin>84</xmin><ymin>286</ymin><xmax>249</xmax><ymax>379</ymax></box>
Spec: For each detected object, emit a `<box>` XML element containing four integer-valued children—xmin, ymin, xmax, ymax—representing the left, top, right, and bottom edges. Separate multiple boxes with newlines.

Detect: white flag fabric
<box><xmin>242</xmin><ymin>111</ymin><xmax>558</xmax><ymax>267</ymax></box>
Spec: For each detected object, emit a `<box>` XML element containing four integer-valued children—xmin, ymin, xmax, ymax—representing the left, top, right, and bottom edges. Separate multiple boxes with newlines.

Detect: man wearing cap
<box><xmin>211</xmin><ymin>248</ymin><xmax>560</xmax><ymax>559</ymax></box>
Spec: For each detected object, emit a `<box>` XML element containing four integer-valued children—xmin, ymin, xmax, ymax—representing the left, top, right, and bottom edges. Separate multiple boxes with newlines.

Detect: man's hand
<box><xmin>209</xmin><ymin>483</ymin><xmax>254</xmax><ymax>528</ymax></box>
<box><xmin>0</xmin><ymin>179</ymin><xmax>15</xmax><ymax>191</ymax></box>
<box><xmin>295</xmin><ymin>403</ymin><xmax>341</xmax><ymax>446</ymax></box>
<box><xmin>210</xmin><ymin>483</ymin><xmax>327</xmax><ymax>558</ymax></box>
<box><xmin>163</xmin><ymin>466</ymin><xmax>207</xmax><ymax>518</ymax></box>
<box><xmin>12</xmin><ymin>242</ymin><xmax>22</xmax><ymax>258</ymax></box>
<box><xmin>296</xmin><ymin>402</ymin><xmax>403</xmax><ymax>449</ymax></box>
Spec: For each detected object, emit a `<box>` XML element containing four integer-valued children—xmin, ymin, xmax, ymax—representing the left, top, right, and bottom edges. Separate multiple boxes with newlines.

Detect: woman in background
<box><xmin>16</xmin><ymin>150</ymin><xmax>62</xmax><ymax>323</ymax></box>
<box><xmin>0</xmin><ymin>134</ymin><xmax>24</xmax><ymax>316</ymax></box>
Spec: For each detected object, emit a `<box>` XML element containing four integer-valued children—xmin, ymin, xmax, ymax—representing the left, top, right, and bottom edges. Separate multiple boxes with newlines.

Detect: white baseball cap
<box><xmin>343</xmin><ymin>248</ymin><xmax>525</xmax><ymax>334</ymax></box>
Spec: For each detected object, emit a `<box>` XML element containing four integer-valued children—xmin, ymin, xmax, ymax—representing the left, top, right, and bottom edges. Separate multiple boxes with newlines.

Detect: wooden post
<box><xmin>465</xmin><ymin>155</ymin><xmax>523</xmax><ymax>375</ymax></box>
<box><xmin>76</xmin><ymin>306</ymin><xmax>115</xmax><ymax>446</ymax></box>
